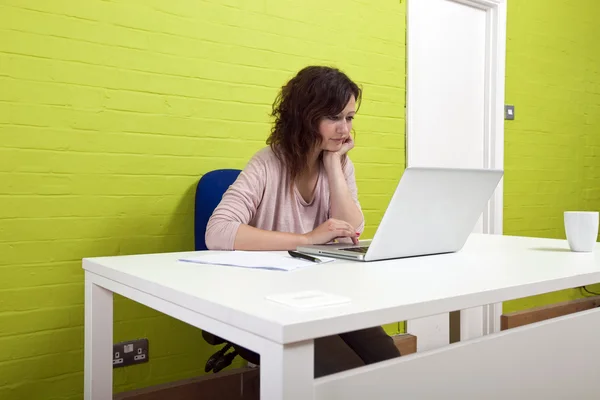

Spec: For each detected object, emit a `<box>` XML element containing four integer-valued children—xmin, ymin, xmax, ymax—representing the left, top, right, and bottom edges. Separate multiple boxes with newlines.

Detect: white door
<box><xmin>405</xmin><ymin>0</ymin><xmax>506</xmax><ymax>351</ymax></box>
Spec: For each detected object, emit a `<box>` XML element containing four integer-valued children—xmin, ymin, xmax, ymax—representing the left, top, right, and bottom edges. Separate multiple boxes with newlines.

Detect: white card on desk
<box><xmin>266</xmin><ymin>290</ymin><xmax>351</xmax><ymax>309</ymax></box>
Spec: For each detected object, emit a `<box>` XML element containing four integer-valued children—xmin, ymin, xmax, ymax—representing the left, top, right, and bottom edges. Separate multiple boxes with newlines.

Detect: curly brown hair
<box><xmin>266</xmin><ymin>66</ymin><xmax>362</xmax><ymax>183</ymax></box>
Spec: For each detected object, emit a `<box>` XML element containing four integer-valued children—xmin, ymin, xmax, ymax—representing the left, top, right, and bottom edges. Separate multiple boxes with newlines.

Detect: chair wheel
<box><xmin>213</xmin><ymin>350</ymin><xmax>237</xmax><ymax>373</ymax></box>
<box><xmin>205</xmin><ymin>343</ymin><xmax>232</xmax><ymax>373</ymax></box>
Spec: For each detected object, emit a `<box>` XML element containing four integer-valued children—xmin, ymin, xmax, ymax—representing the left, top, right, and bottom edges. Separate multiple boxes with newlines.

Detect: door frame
<box><xmin>405</xmin><ymin>0</ymin><xmax>507</xmax><ymax>347</ymax></box>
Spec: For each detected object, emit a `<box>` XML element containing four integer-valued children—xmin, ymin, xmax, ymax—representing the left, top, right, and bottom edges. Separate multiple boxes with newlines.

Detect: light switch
<box><xmin>505</xmin><ymin>105</ymin><xmax>515</xmax><ymax>120</ymax></box>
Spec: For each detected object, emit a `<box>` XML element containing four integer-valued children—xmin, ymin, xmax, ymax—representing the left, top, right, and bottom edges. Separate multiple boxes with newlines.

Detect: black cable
<box><xmin>581</xmin><ymin>286</ymin><xmax>600</xmax><ymax>296</ymax></box>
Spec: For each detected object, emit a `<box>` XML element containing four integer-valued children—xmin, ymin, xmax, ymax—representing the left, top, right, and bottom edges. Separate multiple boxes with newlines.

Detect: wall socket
<box><xmin>113</xmin><ymin>338</ymin><xmax>149</xmax><ymax>368</ymax></box>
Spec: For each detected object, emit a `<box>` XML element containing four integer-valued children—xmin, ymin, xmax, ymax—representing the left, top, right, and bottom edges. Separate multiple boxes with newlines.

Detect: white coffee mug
<box><xmin>564</xmin><ymin>211</ymin><xmax>599</xmax><ymax>252</ymax></box>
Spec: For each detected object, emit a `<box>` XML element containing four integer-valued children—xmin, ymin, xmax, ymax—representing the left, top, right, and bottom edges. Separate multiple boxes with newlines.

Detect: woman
<box><xmin>206</xmin><ymin>66</ymin><xmax>400</xmax><ymax>377</ymax></box>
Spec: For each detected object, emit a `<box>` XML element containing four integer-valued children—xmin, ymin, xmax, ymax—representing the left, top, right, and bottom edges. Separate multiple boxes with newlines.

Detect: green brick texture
<box><xmin>0</xmin><ymin>0</ymin><xmax>405</xmax><ymax>398</ymax></box>
<box><xmin>2</xmin><ymin>0</ymin><xmax>600</xmax><ymax>398</ymax></box>
<box><xmin>502</xmin><ymin>0</ymin><xmax>600</xmax><ymax>313</ymax></box>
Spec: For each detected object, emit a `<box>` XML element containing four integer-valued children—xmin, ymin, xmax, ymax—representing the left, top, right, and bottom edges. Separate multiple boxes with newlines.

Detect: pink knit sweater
<box><xmin>205</xmin><ymin>147</ymin><xmax>364</xmax><ymax>250</ymax></box>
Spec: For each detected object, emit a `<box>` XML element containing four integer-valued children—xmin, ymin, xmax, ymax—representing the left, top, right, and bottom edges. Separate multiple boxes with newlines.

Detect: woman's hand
<box><xmin>337</xmin><ymin>135</ymin><xmax>355</xmax><ymax>156</ymax></box>
<box><xmin>322</xmin><ymin>136</ymin><xmax>354</xmax><ymax>168</ymax></box>
<box><xmin>304</xmin><ymin>218</ymin><xmax>359</xmax><ymax>245</ymax></box>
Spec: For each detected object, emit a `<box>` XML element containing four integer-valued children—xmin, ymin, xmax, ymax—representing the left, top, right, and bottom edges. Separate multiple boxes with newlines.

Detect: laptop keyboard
<box><xmin>341</xmin><ymin>246</ymin><xmax>370</xmax><ymax>254</ymax></box>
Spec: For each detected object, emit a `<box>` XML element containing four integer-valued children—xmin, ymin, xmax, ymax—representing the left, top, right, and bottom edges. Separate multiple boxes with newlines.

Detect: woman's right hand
<box><xmin>304</xmin><ymin>218</ymin><xmax>359</xmax><ymax>246</ymax></box>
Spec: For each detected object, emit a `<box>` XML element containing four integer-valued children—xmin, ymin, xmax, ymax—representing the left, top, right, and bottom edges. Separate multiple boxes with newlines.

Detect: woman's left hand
<box><xmin>338</xmin><ymin>136</ymin><xmax>355</xmax><ymax>156</ymax></box>
<box><xmin>323</xmin><ymin>136</ymin><xmax>354</xmax><ymax>166</ymax></box>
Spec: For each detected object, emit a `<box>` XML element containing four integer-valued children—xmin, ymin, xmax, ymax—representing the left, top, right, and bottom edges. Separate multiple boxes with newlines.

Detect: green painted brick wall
<box><xmin>1</xmin><ymin>0</ymin><xmax>600</xmax><ymax>398</ymax></box>
<box><xmin>502</xmin><ymin>0</ymin><xmax>600</xmax><ymax>313</ymax></box>
<box><xmin>0</xmin><ymin>0</ymin><xmax>405</xmax><ymax>398</ymax></box>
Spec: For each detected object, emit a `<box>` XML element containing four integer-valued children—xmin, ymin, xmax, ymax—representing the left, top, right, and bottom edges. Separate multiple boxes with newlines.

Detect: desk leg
<box><xmin>261</xmin><ymin>340</ymin><xmax>314</xmax><ymax>400</ymax></box>
<box><xmin>84</xmin><ymin>272</ymin><xmax>113</xmax><ymax>400</ymax></box>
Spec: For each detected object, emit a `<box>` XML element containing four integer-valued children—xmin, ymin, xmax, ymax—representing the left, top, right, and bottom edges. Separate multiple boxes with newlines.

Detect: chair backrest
<box><xmin>194</xmin><ymin>169</ymin><xmax>241</xmax><ymax>251</ymax></box>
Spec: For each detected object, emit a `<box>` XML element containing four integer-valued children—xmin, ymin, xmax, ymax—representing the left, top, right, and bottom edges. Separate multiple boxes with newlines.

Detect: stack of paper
<box><xmin>178</xmin><ymin>251</ymin><xmax>335</xmax><ymax>272</ymax></box>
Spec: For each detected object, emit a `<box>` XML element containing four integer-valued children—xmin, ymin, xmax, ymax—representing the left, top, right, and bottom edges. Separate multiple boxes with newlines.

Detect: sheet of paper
<box><xmin>178</xmin><ymin>251</ymin><xmax>335</xmax><ymax>271</ymax></box>
<box><xmin>266</xmin><ymin>290</ymin><xmax>351</xmax><ymax>309</ymax></box>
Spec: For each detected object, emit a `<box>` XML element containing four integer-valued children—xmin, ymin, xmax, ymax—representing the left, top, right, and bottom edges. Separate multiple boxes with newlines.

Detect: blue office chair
<box><xmin>194</xmin><ymin>169</ymin><xmax>260</xmax><ymax>372</ymax></box>
<box><xmin>194</xmin><ymin>169</ymin><xmax>241</xmax><ymax>251</ymax></box>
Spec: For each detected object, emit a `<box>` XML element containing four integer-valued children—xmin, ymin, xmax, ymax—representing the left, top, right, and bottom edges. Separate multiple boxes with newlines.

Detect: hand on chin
<box><xmin>322</xmin><ymin>136</ymin><xmax>354</xmax><ymax>166</ymax></box>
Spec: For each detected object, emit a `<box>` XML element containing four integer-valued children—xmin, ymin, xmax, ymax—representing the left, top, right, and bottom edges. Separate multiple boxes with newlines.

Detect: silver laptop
<box><xmin>296</xmin><ymin>166</ymin><xmax>503</xmax><ymax>262</ymax></box>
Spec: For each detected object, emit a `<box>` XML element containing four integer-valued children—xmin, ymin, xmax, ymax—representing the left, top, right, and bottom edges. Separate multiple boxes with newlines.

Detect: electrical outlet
<box><xmin>113</xmin><ymin>338</ymin><xmax>149</xmax><ymax>368</ymax></box>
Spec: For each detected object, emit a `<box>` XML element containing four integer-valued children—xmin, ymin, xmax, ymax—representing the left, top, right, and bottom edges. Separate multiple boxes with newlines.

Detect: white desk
<box><xmin>83</xmin><ymin>234</ymin><xmax>600</xmax><ymax>399</ymax></box>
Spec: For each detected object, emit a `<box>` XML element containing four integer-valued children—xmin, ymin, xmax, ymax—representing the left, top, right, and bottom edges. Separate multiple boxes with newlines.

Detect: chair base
<box><xmin>203</xmin><ymin>331</ymin><xmax>260</xmax><ymax>373</ymax></box>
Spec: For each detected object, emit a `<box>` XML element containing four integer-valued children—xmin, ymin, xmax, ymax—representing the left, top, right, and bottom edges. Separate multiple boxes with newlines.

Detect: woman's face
<box><xmin>318</xmin><ymin>96</ymin><xmax>356</xmax><ymax>152</ymax></box>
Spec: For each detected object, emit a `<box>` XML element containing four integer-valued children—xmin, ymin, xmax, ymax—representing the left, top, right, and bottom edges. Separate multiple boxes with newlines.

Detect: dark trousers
<box><xmin>314</xmin><ymin>326</ymin><xmax>401</xmax><ymax>377</ymax></box>
<box><xmin>238</xmin><ymin>326</ymin><xmax>400</xmax><ymax>386</ymax></box>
